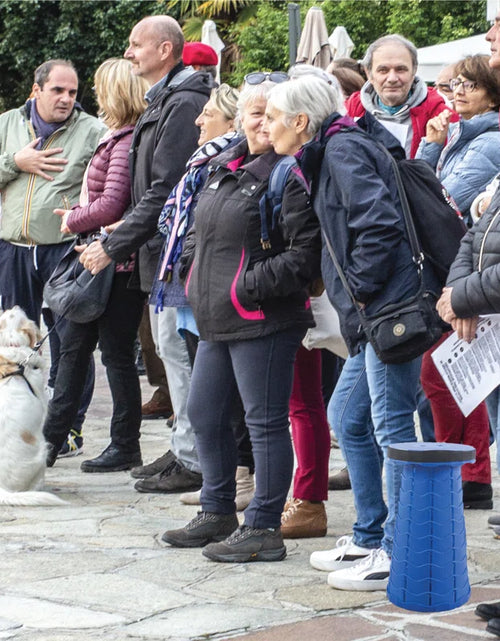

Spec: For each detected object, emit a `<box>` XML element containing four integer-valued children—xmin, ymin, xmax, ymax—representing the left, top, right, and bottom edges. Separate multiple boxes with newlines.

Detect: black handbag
<box><xmin>322</xmin><ymin>146</ymin><xmax>444</xmax><ymax>365</ymax></box>
<box><xmin>43</xmin><ymin>238</ymin><xmax>115</xmax><ymax>324</ymax></box>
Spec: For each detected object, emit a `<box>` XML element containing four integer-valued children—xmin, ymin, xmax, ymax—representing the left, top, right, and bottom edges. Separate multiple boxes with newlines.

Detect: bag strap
<box><xmin>322</xmin><ymin>138</ymin><xmax>425</xmax><ymax>318</ymax></box>
<box><xmin>258</xmin><ymin>156</ymin><xmax>297</xmax><ymax>249</ymax></box>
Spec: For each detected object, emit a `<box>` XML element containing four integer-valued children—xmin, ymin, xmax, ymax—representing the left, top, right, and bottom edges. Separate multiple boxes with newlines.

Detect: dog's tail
<box><xmin>0</xmin><ymin>488</ymin><xmax>67</xmax><ymax>506</ymax></box>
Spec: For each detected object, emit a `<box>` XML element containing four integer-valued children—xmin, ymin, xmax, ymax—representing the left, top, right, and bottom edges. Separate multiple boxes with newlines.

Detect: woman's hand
<box><xmin>54</xmin><ymin>207</ymin><xmax>72</xmax><ymax>234</ymax></box>
<box><xmin>103</xmin><ymin>220</ymin><xmax>124</xmax><ymax>234</ymax></box>
<box><xmin>451</xmin><ymin>316</ymin><xmax>479</xmax><ymax>343</ymax></box>
<box><xmin>425</xmin><ymin>109</ymin><xmax>452</xmax><ymax>145</ymax></box>
<box><xmin>436</xmin><ymin>286</ymin><xmax>456</xmax><ymax>324</ymax></box>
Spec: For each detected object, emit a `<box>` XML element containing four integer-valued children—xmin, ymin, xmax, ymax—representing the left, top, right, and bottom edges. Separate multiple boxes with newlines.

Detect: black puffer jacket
<box><xmin>448</xmin><ymin>187</ymin><xmax>500</xmax><ymax>316</ymax></box>
<box><xmin>182</xmin><ymin>139</ymin><xmax>321</xmax><ymax>341</ymax></box>
<box><xmin>102</xmin><ymin>64</ymin><xmax>214</xmax><ymax>292</ymax></box>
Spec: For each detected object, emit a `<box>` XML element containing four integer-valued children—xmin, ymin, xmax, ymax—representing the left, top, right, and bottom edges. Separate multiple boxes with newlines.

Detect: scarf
<box><xmin>157</xmin><ymin>131</ymin><xmax>239</xmax><ymax>283</ymax></box>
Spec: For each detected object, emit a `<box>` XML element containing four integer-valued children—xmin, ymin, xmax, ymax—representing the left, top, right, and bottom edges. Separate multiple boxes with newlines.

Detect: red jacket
<box><xmin>345</xmin><ymin>88</ymin><xmax>457</xmax><ymax>158</ymax></box>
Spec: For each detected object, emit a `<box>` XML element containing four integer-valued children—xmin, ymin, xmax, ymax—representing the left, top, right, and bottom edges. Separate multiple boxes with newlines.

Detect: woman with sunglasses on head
<box><xmin>43</xmin><ymin>59</ymin><xmax>149</xmax><ymax>471</ymax></box>
<box><xmin>161</xmin><ymin>71</ymin><xmax>321</xmax><ymax>562</ymax></box>
<box><xmin>416</xmin><ymin>54</ymin><xmax>500</xmax><ymax>510</ymax></box>
<box><xmin>417</xmin><ymin>54</ymin><xmax>500</xmax><ymax>226</ymax></box>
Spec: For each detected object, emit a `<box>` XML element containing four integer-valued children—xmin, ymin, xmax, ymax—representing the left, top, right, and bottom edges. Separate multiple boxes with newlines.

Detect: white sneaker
<box><xmin>327</xmin><ymin>548</ymin><xmax>390</xmax><ymax>591</ymax></box>
<box><xmin>309</xmin><ymin>535</ymin><xmax>372</xmax><ymax>572</ymax></box>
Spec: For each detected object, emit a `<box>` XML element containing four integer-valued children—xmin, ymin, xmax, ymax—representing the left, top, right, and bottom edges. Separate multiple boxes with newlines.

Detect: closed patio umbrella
<box><xmin>296</xmin><ymin>6</ymin><xmax>332</xmax><ymax>69</ymax></box>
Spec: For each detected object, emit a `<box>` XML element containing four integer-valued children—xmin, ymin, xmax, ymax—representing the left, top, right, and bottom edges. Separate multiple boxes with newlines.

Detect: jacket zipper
<box><xmin>478</xmin><ymin>209</ymin><xmax>500</xmax><ymax>272</ymax></box>
<box><xmin>22</xmin><ymin>125</ymin><xmax>63</xmax><ymax>241</ymax></box>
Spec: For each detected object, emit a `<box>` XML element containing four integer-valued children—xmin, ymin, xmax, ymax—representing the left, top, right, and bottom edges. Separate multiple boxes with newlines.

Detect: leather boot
<box><xmin>280</xmin><ymin>499</ymin><xmax>327</xmax><ymax>538</ymax></box>
<box><xmin>235</xmin><ymin>466</ymin><xmax>255</xmax><ymax>511</ymax></box>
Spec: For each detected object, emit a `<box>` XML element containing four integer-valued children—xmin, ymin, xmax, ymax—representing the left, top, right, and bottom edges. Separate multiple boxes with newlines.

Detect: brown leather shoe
<box><xmin>328</xmin><ymin>467</ymin><xmax>351</xmax><ymax>491</ymax></box>
<box><xmin>141</xmin><ymin>396</ymin><xmax>173</xmax><ymax>420</ymax></box>
<box><xmin>130</xmin><ymin>450</ymin><xmax>176</xmax><ymax>479</ymax></box>
<box><xmin>280</xmin><ymin>499</ymin><xmax>327</xmax><ymax>538</ymax></box>
<box><xmin>134</xmin><ymin>458</ymin><xmax>202</xmax><ymax>494</ymax></box>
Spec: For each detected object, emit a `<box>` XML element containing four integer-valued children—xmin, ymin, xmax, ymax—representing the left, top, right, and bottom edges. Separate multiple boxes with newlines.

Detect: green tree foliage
<box><xmin>0</xmin><ymin>0</ymin><xmax>490</xmax><ymax>112</ymax></box>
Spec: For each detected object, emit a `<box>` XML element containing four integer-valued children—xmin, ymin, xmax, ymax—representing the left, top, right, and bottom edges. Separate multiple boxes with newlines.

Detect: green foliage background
<box><xmin>0</xmin><ymin>0</ymin><xmax>490</xmax><ymax>113</ymax></box>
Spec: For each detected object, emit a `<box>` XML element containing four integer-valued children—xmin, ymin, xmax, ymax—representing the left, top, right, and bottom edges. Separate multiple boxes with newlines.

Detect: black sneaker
<box><xmin>134</xmin><ymin>459</ymin><xmax>202</xmax><ymax>493</ymax></box>
<box><xmin>161</xmin><ymin>512</ymin><xmax>239</xmax><ymax>548</ymax></box>
<box><xmin>58</xmin><ymin>429</ymin><xmax>84</xmax><ymax>458</ymax></box>
<box><xmin>202</xmin><ymin>524</ymin><xmax>286</xmax><ymax>563</ymax></box>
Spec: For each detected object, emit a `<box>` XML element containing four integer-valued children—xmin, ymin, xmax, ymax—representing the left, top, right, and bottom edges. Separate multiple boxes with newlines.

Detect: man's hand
<box><xmin>53</xmin><ymin>208</ymin><xmax>72</xmax><ymax>234</ymax></box>
<box><xmin>451</xmin><ymin>316</ymin><xmax>479</xmax><ymax>343</ymax></box>
<box><xmin>14</xmin><ymin>138</ymin><xmax>68</xmax><ymax>180</ymax></box>
<box><xmin>425</xmin><ymin>109</ymin><xmax>452</xmax><ymax>145</ymax></box>
<box><xmin>436</xmin><ymin>286</ymin><xmax>456</xmax><ymax>324</ymax></box>
<box><xmin>76</xmin><ymin>241</ymin><xmax>112</xmax><ymax>275</ymax></box>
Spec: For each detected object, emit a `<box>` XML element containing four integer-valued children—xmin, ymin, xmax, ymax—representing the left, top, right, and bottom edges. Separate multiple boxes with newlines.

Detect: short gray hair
<box><xmin>267</xmin><ymin>76</ymin><xmax>340</xmax><ymax>136</ymax></box>
<box><xmin>363</xmin><ymin>34</ymin><xmax>418</xmax><ymax>74</ymax></box>
<box><xmin>236</xmin><ymin>80</ymin><xmax>276</xmax><ymax>131</ymax></box>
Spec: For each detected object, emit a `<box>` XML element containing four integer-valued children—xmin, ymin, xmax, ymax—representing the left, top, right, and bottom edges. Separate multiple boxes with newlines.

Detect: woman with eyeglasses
<box><xmin>417</xmin><ymin>55</ymin><xmax>500</xmax><ymax>226</ymax></box>
<box><xmin>161</xmin><ymin>73</ymin><xmax>321</xmax><ymax>563</ymax></box>
<box><xmin>416</xmin><ymin>54</ymin><xmax>500</xmax><ymax>511</ymax></box>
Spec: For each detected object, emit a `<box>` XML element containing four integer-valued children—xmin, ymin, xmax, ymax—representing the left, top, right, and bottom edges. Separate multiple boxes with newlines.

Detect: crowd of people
<box><xmin>3</xmin><ymin>10</ymin><xmax>500</xmax><ymax>631</ymax></box>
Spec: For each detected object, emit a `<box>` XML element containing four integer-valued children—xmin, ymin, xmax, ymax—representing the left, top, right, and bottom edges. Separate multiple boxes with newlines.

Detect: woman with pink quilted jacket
<box><xmin>44</xmin><ymin>59</ymin><xmax>150</xmax><ymax>472</ymax></box>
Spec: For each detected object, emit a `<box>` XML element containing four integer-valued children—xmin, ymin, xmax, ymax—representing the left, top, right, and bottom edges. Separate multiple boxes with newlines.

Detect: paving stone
<box><xmin>219</xmin><ymin>614</ymin><xmax>383</xmax><ymax>641</ymax></box>
<box><xmin>405</xmin><ymin>623</ymin><xmax>485</xmax><ymax>640</ymax></box>
<box><xmin>7</xmin><ymin>573</ymin><xmax>196</xmax><ymax>617</ymax></box>
<box><xmin>126</xmin><ymin>604</ymin><xmax>302</xmax><ymax>639</ymax></box>
<box><xmin>0</xmin><ymin>596</ymin><xmax>125</xmax><ymax>629</ymax></box>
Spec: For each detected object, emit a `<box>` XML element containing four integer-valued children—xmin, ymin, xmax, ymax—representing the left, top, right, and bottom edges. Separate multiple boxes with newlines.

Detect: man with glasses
<box><xmin>346</xmin><ymin>34</ymin><xmax>455</xmax><ymax>159</ymax></box>
<box><xmin>77</xmin><ymin>15</ymin><xmax>215</xmax><ymax>480</ymax></box>
<box><xmin>434</xmin><ymin>63</ymin><xmax>456</xmax><ymax>108</ymax></box>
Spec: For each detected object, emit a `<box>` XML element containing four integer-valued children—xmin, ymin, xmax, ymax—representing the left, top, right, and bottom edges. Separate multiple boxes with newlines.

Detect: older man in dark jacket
<box><xmin>79</xmin><ymin>16</ymin><xmax>214</xmax><ymax>480</ymax></box>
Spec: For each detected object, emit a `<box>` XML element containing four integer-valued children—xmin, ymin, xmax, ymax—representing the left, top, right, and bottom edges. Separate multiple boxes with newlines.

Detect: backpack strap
<box><xmin>259</xmin><ymin>156</ymin><xmax>297</xmax><ymax>250</ymax></box>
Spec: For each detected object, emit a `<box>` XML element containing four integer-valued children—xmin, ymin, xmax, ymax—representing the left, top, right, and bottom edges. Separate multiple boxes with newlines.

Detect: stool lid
<box><xmin>387</xmin><ymin>442</ymin><xmax>475</xmax><ymax>463</ymax></box>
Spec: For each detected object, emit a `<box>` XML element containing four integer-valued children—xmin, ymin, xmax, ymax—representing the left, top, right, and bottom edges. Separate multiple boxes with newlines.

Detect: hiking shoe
<box><xmin>202</xmin><ymin>525</ymin><xmax>286</xmax><ymax>563</ymax></box>
<box><xmin>310</xmin><ymin>535</ymin><xmax>373</xmax><ymax>572</ymax></box>
<box><xmin>327</xmin><ymin>548</ymin><xmax>390</xmax><ymax>591</ymax></box>
<box><xmin>130</xmin><ymin>450</ymin><xmax>176</xmax><ymax>479</ymax></box>
<box><xmin>134</xmin><ymin>458</ymin><xmax>202</xmax><ymax>494</ymax></box>
<box><xmin>58</xmin><ymin>429</ymin><xmax>83</xmax><ymax>458</ymax></box>
<box><xmin>488</xmin><ymin>514</ymin><xmax>500</xmax><ymax>529</ymax></box>
<box><xmin>462</xmin><ymin>481</ymin><xmax>493</xmax><ymax>510</ymax></box>
<box><xmin>161</xmin><ymin>511</ymin><xmax>238</xmax><ymax>548</ymax></box>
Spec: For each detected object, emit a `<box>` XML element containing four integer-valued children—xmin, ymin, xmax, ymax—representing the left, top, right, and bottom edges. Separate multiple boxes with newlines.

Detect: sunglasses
<box><xmin>244</xmin><ymin>71</ymin><xmax>289</xmax><ymax>85</ymax></box>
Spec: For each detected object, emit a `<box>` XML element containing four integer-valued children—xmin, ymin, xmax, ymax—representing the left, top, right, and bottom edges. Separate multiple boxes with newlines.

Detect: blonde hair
<box><xmin>211</xmin><ymin>84</ymin><xmax>239</xmax><ymax>121</ymax></box>
<box><xmin>94</xmin><ymin>58</ymin><xmax>148</xmax><ymax>129</ymax></box>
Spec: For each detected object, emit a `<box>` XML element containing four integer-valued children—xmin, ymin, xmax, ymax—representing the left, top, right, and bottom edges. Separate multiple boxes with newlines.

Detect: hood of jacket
<box><xmin>359</xmin><ymin>76</ymin><xmax>429</xmax><ymax>122</ymax></box>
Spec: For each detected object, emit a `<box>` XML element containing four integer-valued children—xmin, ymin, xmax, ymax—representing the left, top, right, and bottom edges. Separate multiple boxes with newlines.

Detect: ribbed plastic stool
<box><xmin>387</xmin><ymin>442</ymin><xmax>475</xmax><ymax>612</ymax></box>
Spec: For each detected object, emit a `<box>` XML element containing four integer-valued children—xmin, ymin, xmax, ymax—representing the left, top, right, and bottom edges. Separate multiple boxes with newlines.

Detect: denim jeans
<box><xmin>188</xmin><ymin>329</ymin><xmax>304</xmax><ymax>529</ymax></box>
<box><xmin>328</xmin><ymin>343</ymin><xmax>420</xmax><ymax>555</ymax></box>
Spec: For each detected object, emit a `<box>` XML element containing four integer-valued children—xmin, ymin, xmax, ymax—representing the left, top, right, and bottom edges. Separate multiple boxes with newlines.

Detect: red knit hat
<box><xmin>183</xmin><ymin>42</ymin><xmax>218</xmax><ymax>66</ymax></box>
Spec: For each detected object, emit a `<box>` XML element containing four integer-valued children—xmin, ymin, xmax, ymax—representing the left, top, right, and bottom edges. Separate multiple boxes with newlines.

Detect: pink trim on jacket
<box><xmin>230</xmin><ymin>249</ymin><xmax>265</xmax><ymax>321</ymax></box>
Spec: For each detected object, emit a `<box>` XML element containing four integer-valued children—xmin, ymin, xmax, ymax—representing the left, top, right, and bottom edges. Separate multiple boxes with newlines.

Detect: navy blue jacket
<box><xmin>299</xmin><ymin>113</ymin><xmax>431</xmax><ymax>355</ymax></box>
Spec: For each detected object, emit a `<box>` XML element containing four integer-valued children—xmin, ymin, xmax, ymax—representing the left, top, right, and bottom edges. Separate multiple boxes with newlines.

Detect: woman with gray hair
<box><xmin>266</xmin><ymin>75</ymin><xmax>440</xmax><ymax>591</ymax></box>
<box><xmin>161</xmin><ymin>74</ymin><xmax>322</xmax><ymax>562</ymax></box>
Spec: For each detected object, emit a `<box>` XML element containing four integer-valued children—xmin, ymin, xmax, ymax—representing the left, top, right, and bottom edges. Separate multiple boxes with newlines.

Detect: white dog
<box><xmin>0</xmin><ymin>306</ymin><xmax>65</xmax><ymax>506</ymax></box>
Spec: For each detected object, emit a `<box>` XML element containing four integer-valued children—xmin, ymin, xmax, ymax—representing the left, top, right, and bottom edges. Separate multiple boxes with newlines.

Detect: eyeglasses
<box><xmin>244</xmin><ymin>71</ymin><xmax>289</xmax><ymax>85</ymax></box>
<box><xmin>449</xmin><ymin>78</ymin><xmax>477</xmax><ymax>93</ymax></box>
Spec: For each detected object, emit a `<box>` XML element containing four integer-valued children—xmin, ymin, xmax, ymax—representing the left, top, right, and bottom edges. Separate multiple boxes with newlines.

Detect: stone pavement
<box><xmin>1</xmin><ymin>358</ymin><xmax>500</xmax><ymax>641</ymax></box>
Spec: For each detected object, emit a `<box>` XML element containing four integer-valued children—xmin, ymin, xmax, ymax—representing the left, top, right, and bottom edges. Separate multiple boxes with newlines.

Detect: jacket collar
<box><xmin>213</xmin><ymin>138</ymin><xmax>282</xmax><ymax>180</ymax></box>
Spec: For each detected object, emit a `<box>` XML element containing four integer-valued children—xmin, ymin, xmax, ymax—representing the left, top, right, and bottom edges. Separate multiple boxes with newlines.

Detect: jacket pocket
<box><xmin>230</xmin><ymin>248</ymin><xmax>265</xmax><ymax>321</ymax></box>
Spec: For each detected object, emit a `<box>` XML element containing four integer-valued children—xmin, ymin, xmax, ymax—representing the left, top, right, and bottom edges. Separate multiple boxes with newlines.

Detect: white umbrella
<box><xmin>329</xmin><ymin>26</ymin><xmax>354</xmax><ymax>60</ymax></box>
<box><xmin>296</xmin><ymin>6</ymin><xmax>332</xmax><ymax>69</ymax></box>
<box><xmin>202</xmin><ymin>20</ymin><xmax>225</xmax><ymax>83</ymax></box>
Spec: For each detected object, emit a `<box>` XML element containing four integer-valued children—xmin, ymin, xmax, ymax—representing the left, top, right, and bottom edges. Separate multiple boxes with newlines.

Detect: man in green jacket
<box><xmin>0</xmin><ymin>59</ymin><xmax>105</xmax><ymax>457</ymax></box>
<box><xmin>0</xmin><ymin>58</ymin><xmax>105</xmax><ymax>322</ymax></box>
